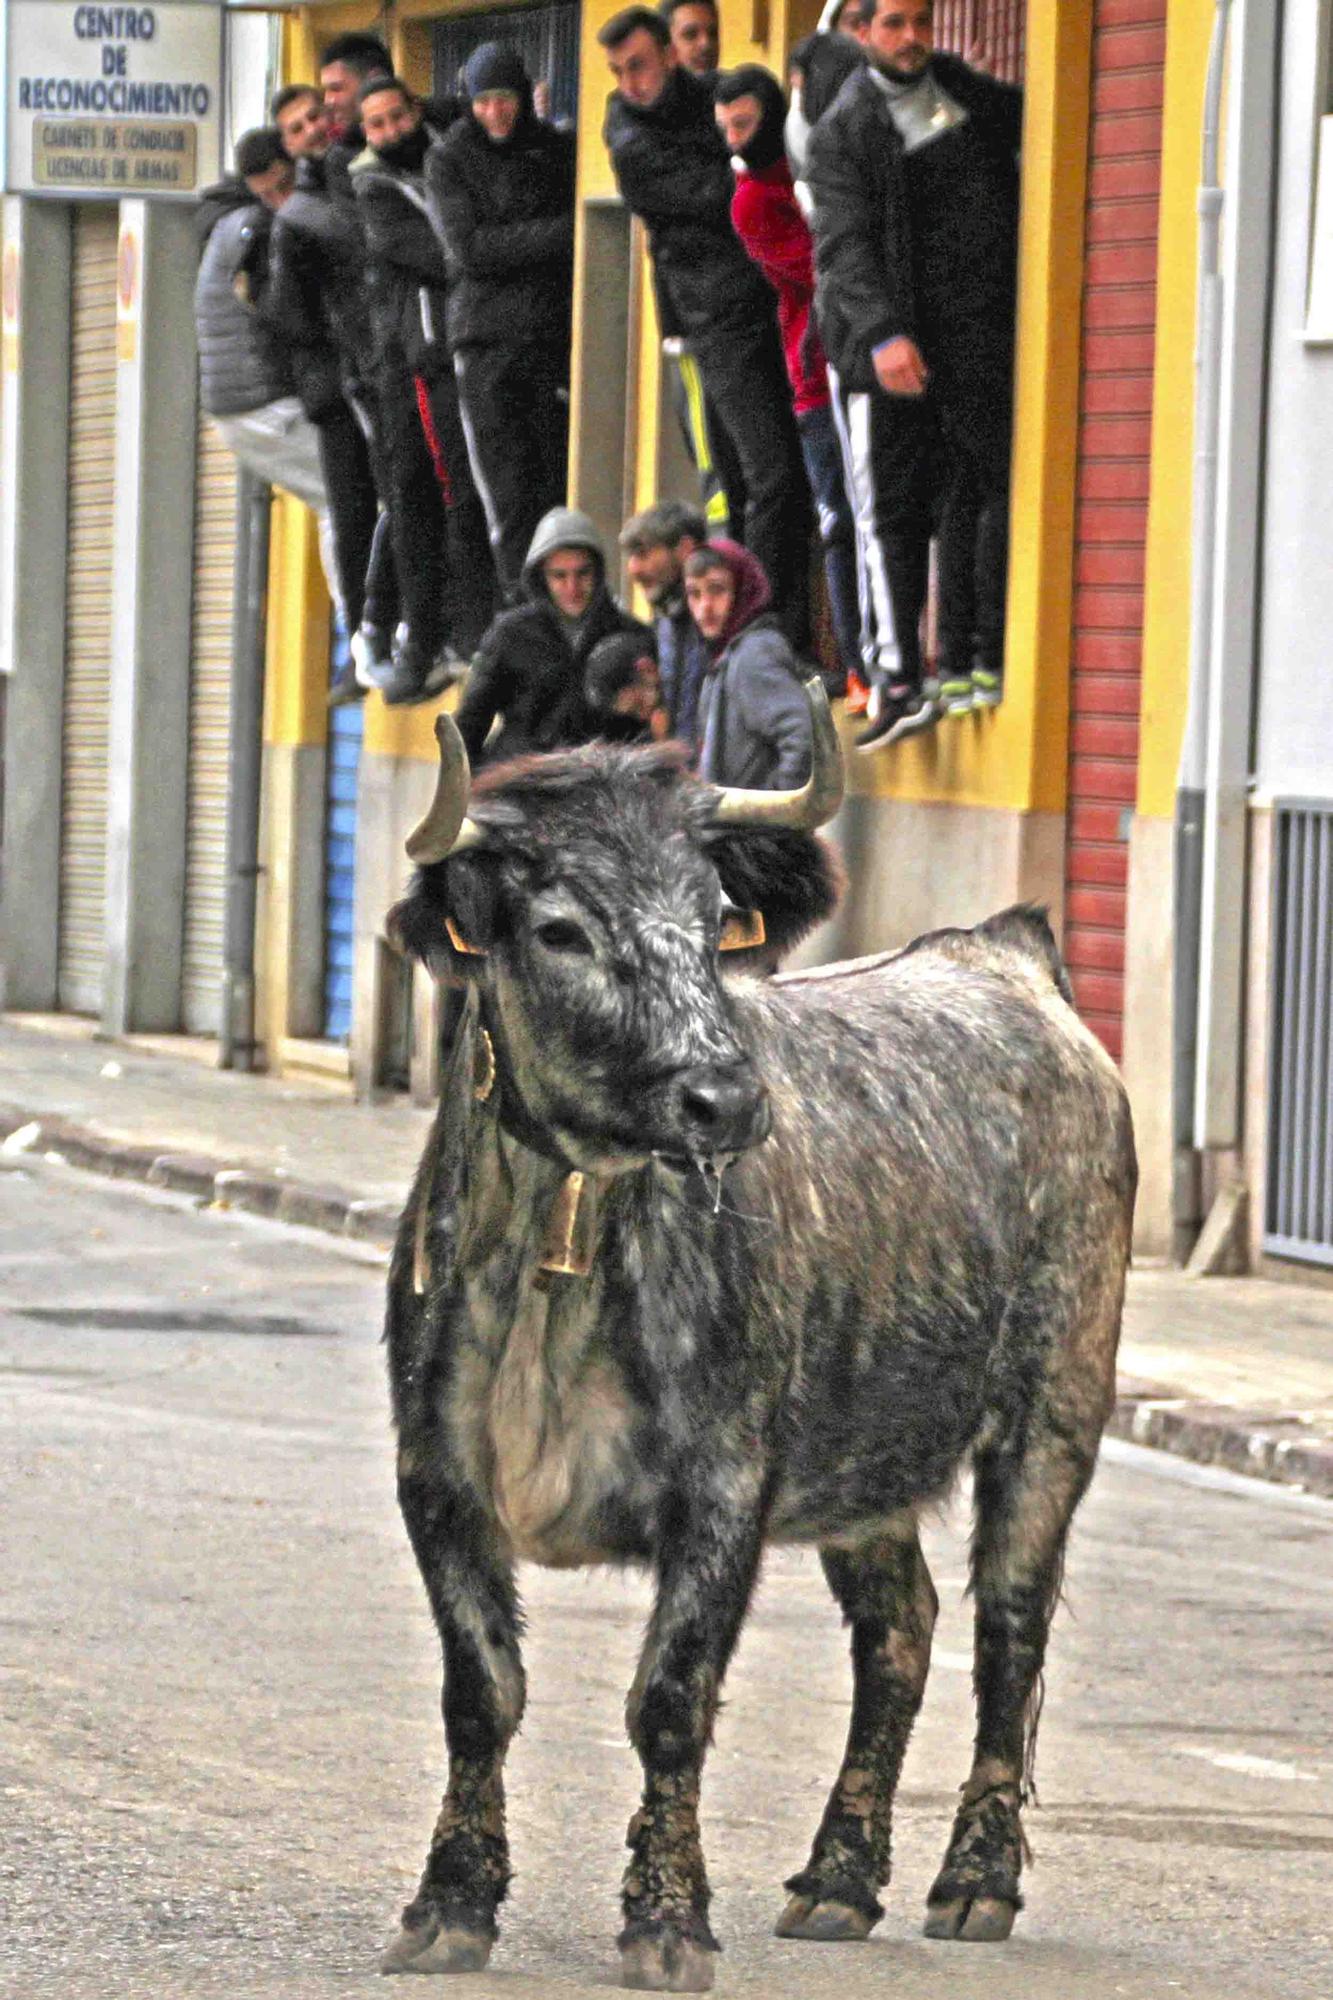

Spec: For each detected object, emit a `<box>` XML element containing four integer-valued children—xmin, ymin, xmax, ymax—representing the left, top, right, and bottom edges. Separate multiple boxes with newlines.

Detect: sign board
<box><xmin>4</xmin><ymin>2</ymin><xmax>224</xmax><ymax>200</ymax></box>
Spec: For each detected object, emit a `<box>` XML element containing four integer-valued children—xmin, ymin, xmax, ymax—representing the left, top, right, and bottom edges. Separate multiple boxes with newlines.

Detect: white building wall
<box><xmin>1256</xmin><ymin>0</ymin><xmax>1333</xmax><ymax>803</ymax></box>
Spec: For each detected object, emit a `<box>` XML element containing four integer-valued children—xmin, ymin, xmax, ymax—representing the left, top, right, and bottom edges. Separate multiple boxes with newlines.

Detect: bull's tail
<box><xmin>972</xmin><ymin>903</ymin><xmax>1075</xmax><ymax>1007</ymax></box>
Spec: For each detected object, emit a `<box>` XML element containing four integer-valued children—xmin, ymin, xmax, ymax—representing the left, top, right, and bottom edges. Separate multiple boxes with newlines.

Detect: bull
<box><xmin>379</xmin><ymin>684</ymin><xmax>1136</xmax><ymax>1991</ymax></box>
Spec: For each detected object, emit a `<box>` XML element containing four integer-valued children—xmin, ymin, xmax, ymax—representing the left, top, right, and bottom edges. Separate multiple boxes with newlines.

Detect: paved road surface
<box><xmin>2</xmin><ymin>1154</ymin><xmax>1329</xmax><ymax>1999</ymax></box>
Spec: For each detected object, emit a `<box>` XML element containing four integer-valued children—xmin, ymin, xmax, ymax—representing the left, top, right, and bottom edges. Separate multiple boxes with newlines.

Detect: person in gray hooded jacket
<box><xmin>686</xmin><ymin>538</ymin><xmax>813</xmax><ymax>789</ymax></box>
<box><xmin>455</xmin><ymin>508</ymin><xmax>650</xmax><ymax>766</ymax></box>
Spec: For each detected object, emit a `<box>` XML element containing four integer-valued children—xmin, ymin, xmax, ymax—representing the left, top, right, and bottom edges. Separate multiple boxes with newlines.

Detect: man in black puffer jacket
<box><xmin>353</xmin><ymin>76</ymin><xmax>496</xmax><ymax>705</ymax></box>
<box><xmin>599</xmin><ymin>7</ymin><xmax>811</xmax><ymax>654</ymax></box>
<box><xmin>808</xmin><ymin>0</ymin><xmax>1021</xmax><ymax>750</ymax></box>
<box><xmin>427</xmin><ymin>42</ymin><xmax>575</xmax><ymax>603</ymax></box>
<box><xmin>455</xmin><ymin>507</ymin><xmax>650</xmax><ymax>766</ymax></box>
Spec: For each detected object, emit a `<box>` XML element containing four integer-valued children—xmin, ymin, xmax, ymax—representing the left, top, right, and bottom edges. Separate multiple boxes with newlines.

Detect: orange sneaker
<box><xmin>844</xmin><ymin>672</ymin><xmax>871</xmax><ymax>717</ymax></box>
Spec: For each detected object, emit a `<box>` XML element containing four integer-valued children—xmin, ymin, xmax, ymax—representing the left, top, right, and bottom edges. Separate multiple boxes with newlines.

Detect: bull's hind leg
<box><xmin>381</xmin><ymin>1452</ymin><xmax>525</xmax><ymax>1977</ymax></box>
<box><xmin>924</xmin><ymin>1426</ymin><xmax>1098</xmax><ymax>1944</ymax></box>
<box><xmin>777</xmin><ymin>1519</ymin><xmax>937</xmax><ymax>1943</ymax></box>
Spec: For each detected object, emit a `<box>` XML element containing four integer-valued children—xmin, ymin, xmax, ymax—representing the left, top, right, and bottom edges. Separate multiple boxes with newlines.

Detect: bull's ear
<box><xmin>706</xmin><ymin>828</ymin><xmax>844</xmax><ymax>963</ymax></box>
<box><xmin>388</xmin><ymin>855</ymin><xmax>498</xmax><ymax>979</ymax></box>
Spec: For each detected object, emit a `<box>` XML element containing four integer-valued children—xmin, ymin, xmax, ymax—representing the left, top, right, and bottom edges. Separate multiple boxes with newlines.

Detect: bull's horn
<box><xmin>709</xmin><ymin>676</ymin><xmax>844</xmax><ymax>830</ymax></box>
<box><xmin>405</xmin><ymin>713</ymin><xmax>486</xmax><ymax>864</ymax></box>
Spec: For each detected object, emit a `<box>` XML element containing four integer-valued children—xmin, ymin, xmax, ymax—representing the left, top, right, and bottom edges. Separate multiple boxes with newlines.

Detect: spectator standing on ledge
<box><xmin>715</xmin><ymin>65</ymin><xmax>864</xmax><ymax>706</ymax></box>
<box><xmin>194</xmin><ymin>132</ymin><xmax>332</xmax><ymax>578</ymax></box>
<box><xmin>660</xmin><ymin>0</ymin><xmax>720</xmax><ymax>78</ymax></box>
<box><xmin>427</xmin><ymin>42</ymin><xmax>576</xmax><ymax>603</ymax></box>
<box><xmin>455</xmin><ymin>508</ymin><xmax>650</xmax><ymax>766</ymax></box>
<box><xmin>686</xmin><ymin>540</ymin><xmax>814</xmax><ymax>790</ymax></box>
<box><xmin>353</xmin><ymin>76</ymin><xmax>496</xmax><ymax>705</ymax></box>
<box><xmin>808</xmin><ymin>0</ymin><xmax>1022</xmax><ymax>750</ymax></box>
<box><xmin>264</xmin><ymin>84</ymin><xmax>387</xmax><ymax>704</ymax></box>
<box><xmin>619</xmin><ymin>501</ymin><xmax>709</xmax><ymax>755</ymax></box>
<box><xmin>319</xmin><ymin>31</ymin><xmax>394</xmax><ymax>193</ymax></box>
<box><xmin>600</xmin><ymin>7</ymin><xmax>812</xmax><ymax>656</ymax></box>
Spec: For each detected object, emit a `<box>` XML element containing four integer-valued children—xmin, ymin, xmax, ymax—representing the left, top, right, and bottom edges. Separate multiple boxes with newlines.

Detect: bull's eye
<box><xmin>718</xmin><ymin>908</ymin><xmax>767</xmax><ymax>953</ymax></box>
<box><xmin>533</xmin><ymin>918</ymin><xmax>595</xmax><ymax>958</ymax></box>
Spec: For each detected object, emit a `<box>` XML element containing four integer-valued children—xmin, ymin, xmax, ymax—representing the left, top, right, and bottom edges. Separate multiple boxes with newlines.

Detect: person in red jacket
<box><xmin>715</xmin><ymin>64</ymin><xmax>866</xmax><ymax>709</ymax></box>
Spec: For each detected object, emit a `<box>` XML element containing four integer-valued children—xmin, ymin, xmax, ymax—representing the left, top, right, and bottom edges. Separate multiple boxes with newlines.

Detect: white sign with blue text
<box><xmin>5</xmin><ymin>1</ymin><xmax>224</xmax><ymax>199</ymax></box>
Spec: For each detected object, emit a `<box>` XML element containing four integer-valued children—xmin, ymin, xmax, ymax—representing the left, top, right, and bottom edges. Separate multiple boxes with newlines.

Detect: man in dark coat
<box><xmin>808</xmin><ymin>0</ymin><xmax>1022</xmax><ymax>749</ymax></box>
<box><xmin>352</xmin><ymin>76</ymin><xmax>496</xmax><ymax>704</ymax></box>
<box><xmin>427</xmin><ymin>42</ymin><xmax>575</xmax><ymax>603</ymax></box>
<box><xmin>455</xmin><ymin>508</ymin><xmax>650</xmax><ymax>766</ymax></box>
<box><xmin>599</xmin><ymin>6</ymin><xmax>812</xmax><ymax>655</ymax></box>
<box><xmin>619</xmin><ymin>500</ymin><xmax>709</xmax><ymax>756</ymax></box>
<box><xmin>260</xmin><ymin>86</ymin><xmax>387</xmax><ymax>703</ymax></box>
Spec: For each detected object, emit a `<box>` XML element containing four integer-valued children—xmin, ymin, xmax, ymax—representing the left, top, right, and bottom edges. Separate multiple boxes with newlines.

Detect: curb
<box><xmin>0</xmin><ymin>1103</ymin><xmax>400</xmax><ymax>1254</ymax></box>
<box><xmin>5</xmin><ymin>1099</ymin><xmax>1332</xmax><ymax>1500</ymax></box>
<box><xmin>1109</xmin><ymin>1378</ymin><xmax>1333</xmax><ymax>1500</ymax></box>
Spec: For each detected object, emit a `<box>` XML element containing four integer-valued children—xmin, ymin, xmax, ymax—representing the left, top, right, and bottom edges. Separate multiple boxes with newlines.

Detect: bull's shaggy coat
<box><xmin>380</xmin><ymin>743</ymin><xmax>1136</xmax><ymax>1990</ymax></box>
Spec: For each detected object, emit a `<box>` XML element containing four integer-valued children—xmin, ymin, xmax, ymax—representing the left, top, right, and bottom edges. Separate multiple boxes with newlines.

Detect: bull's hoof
<box><xmin>923</xmin><ymin>1895</ymin><xmax>1017</xmax><ymax>1943</ymax></box>
<box><xmin>774</xmin><ymin>1893</ymin><xmax>874</xmax><ymax>1942</ymax></box>
<box><xmin>380</xmin><ymin>1914</ymin><xmax>494</xmax><ymax>1975</ymax></box>
<box><xmin>620</xmin><ymin>1932</ymin><xmax>716</xmax><ymax>1992</ymax></box>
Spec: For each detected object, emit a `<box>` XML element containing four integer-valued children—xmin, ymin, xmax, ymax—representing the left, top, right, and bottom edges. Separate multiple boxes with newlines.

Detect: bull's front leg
<box><xmin>381</xmin><ymin>1444</ymin><xmax>525</xmax><ymax>1977</ymax></box>
<box><xmin>619</xmin><ymin>1470</ymin><xmax>768</xmax><ymax>1994</ymax></box>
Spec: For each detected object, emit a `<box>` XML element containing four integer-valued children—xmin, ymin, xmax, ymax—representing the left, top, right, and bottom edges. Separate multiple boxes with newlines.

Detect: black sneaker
<box><xmin>380</xmin><ymin>644</ymin><xmax>457</xmax><ymax>708</ymax></box>
<box><xmin>855</xmin><ymin>682</ymin><xmax>940</xmax><ymax>753</ymax></box>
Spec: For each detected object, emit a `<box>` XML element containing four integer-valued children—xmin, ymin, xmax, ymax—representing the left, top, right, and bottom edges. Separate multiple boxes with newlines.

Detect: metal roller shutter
<box><xmin>181</xmin><ymin>409</ymin><xmax>238</xmax><ymax>1033</ymax></box>
<box><xmin>1063</xmin><ymin>0</ymin><xmax>1166</xmax><ymax>1061</ymax></box>
<box><xmin>57</xmin><ymin>205</ymin><xmax>118</xmax><ymax>1016</ymax></box>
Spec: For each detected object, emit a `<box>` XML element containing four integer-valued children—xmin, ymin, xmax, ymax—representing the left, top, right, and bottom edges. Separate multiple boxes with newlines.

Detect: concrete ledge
<box><xmin>0</xmin><ymin>1104</ymin><xmax>399</xmax><ymax>1252</ymax></box>
<box><xmin>1111</xmin><ymin>1378</ymin><xmax>1333</xmax><ymax>1498</ymax></box>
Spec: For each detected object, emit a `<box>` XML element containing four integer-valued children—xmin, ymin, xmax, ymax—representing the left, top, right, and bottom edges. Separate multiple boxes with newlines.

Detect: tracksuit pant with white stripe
<box><xmin>454</xmin><ymin>339</ymin><xmax>569</xmax><ymax>603</ymax></box>
<box><xmin>830</xmin><ymin>340</ymin><xmax>1013</xmax><ymax>689</ymax></box>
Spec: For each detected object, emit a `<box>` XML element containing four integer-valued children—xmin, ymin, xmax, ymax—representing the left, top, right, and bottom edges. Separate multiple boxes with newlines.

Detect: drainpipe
<box><xmin>220</xmin><ymin>472</ymin><xmax>271</xmax><ymax>1071</ymax></box>
<box><xmin>1172</xmin><ymin>0</ymin><xmax>1232</xmax><ymax>1262</ymax></box>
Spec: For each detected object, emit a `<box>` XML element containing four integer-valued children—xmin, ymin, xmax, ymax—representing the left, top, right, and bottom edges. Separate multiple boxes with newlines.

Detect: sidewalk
<box><xmin>3</xmin><ymin>1014</ymin><xmax>1331</xmax><ymax>1498</ymax></box>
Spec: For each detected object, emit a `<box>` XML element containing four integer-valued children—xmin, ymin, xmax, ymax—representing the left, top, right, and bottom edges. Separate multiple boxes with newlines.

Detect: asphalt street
<box><xmin>2</xmin><ymin>1154</ymin><xmax>1330</xmax><ymax>2000</ymax></box>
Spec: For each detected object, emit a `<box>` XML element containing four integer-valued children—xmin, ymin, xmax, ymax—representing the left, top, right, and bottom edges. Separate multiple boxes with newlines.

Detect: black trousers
<box><xmin>374</xmin><ymin>359</ymin><xmax>496</xmax><ymax>662</ymax></box>
<box><xmin>863</xmin><ymin>344</ymin><xmax>1013</xmax><ymax>684</ymax></box>
<box><xmin>694</xmin><ymin>316</ymin><xmax>813</xmax><ymax>653</ymax></box>
<box><xmin>454</xmin><ymin>339</ymin><xmax>569</xmax><ymax>602</ymax></box>
<box><xmin>315</xmin><ymin>398</ymin><xmax>379</xmax><ymax>636</ymax></box>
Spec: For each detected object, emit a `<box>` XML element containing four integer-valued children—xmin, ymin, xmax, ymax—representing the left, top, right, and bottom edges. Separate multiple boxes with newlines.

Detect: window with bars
<box><xmin>934</xmin><ymin>0</ymin><xmax>1026</xmax><ymax>82</ymax></box>
<box><xmin>1264</xmin><ymin>803</ymin><xmax>1333</xmax><ymax>1268</ymax></box>
<box><xmin>432</xmin><ymin>2</ymin><xmax>580</xmax><ymax>128</ymax></box>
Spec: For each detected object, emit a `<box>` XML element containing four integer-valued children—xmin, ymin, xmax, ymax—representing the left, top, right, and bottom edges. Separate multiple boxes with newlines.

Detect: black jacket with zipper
<box><xmin>351</xmin><ymin>113</ymin><xmax>466</xmax><ymax>380</ymax></box>
<box><xmin>807</xmin><ymin>55</ymin><xmax>1022</xmax><ymax>392</ymax></box>
<box><xmin>268</xmin><ymin>153</ymin><xmax>376</xmax><ymax>392</ymax></box>
<box><xmin>425</xmin><ymin>109</ymin><xmax>575</xmax><ymax>352</ymax></box>
<box><xmin>603</xmin><ymin>67</ymin><xmax>776</xmax><ymax>348</ymax></box>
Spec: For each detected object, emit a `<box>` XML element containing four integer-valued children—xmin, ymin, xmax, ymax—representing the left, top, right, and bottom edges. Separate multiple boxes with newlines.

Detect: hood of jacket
<box><xmin>716</xmin><ymin>63</ymin><xmax>788</xmax><ymax>171</ymax></box>
<box><xmin>521</xmin><ymin>507</ymin><xmax>607</xmax><ymax>601</ymax></box>
<box><xmin>195</xmin><ymin>174</ymin><xmax>256</xmax><ymax>249</ymax></box>
<box><xmin>699</xmin><ymin>539</ymin><xmax>773</xmax><ymax>656</ymax></box>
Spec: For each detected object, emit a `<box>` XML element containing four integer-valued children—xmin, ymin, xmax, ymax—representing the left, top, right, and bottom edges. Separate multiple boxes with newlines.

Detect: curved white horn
<box><xmin>708</xmin><ymin>676</ymin><xmax>845</xmax><ymax>830</ymax></box>
<box><xmin>405</xmin><ymin>713</ymin><xmax>487</xmax><ymax>864</ymax></box>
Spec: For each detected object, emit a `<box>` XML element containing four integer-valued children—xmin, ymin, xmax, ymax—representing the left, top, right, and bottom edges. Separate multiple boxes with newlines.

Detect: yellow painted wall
<box><xmin>1137</xmin><ymin>0</ymin><xmax>1214</xmax><ymax>822</ymax></box>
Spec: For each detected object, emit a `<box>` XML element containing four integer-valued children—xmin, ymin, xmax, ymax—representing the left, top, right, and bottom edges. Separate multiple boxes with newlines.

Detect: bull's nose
<box><xmin>671</xmin><ymin>1064</ymin><xmax>770</xmax><ymax>1155</ymax></box>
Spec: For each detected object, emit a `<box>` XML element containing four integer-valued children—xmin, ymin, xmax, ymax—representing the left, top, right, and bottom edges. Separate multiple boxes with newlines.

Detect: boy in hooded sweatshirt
<box><xmin>715</xmin><ymin>65</ymin><xmax>864</xmax><ymax>711</ymax></box>
<box><xmin>427</xmin><ymin>43</ymin><xmax>576</xmax><ymax>602</ymax></box>
<box><xmin>455</xmin><ymin>508</ymin><xmax>651</xmax><ymax>765</ymax></box>
<box><xmin>685</xmin><ymin>540</ymin><xmax>813</xmax><ymax>788</ymax></box>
